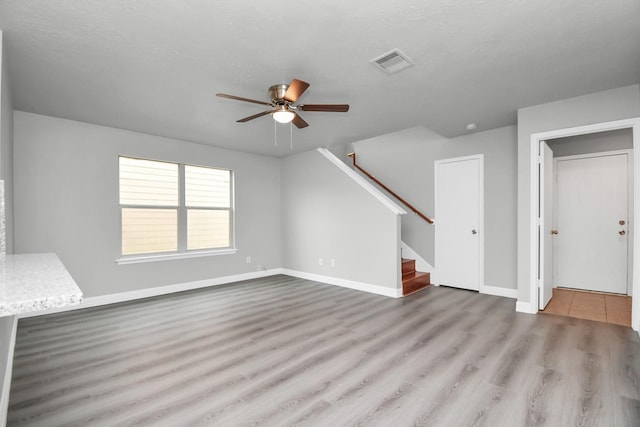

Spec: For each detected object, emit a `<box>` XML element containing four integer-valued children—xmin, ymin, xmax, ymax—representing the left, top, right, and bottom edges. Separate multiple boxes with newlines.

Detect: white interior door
<box><xmin>539</xmin><ymin>142</ymin><xmax>554</xmax><ymax>309</ymax></box>
<box><xmin>554</xmin><ymin>153</ymin><xmax>629</xmax><ymax>294</ymax></box>
<box><xmin>435</xmin><ymin>156</ymin><xmax>482</xmax><ymax>291</ymax></box>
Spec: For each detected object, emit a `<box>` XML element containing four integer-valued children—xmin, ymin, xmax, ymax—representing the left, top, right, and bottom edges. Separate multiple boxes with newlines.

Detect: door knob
<box><xmin>471</xmin><ymin>229</ymin><xmax>477</xmax><ymax>235</ymax></box>
<box><xmin>619</xmin><ymin>230</ymin><xmax>626</xmax><ymax>235</ymax></box>
<box><xmin>551</xmin><ymin>229</ymin><xmax>559</xmax><ymax>235</ymax></box>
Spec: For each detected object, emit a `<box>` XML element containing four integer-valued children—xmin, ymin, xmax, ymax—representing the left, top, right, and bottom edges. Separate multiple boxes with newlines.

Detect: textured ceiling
<box><xmin>1</xmin><ymin>0</ymin><xmax>639</xmax><ymax>157</ymax></box>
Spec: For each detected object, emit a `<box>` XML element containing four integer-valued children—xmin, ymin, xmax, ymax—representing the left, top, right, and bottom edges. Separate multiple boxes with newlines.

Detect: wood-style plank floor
<box><xmin>8</xmin><ymin>275</ymin><xmax>640</xmax><ymax>426</ymax></box>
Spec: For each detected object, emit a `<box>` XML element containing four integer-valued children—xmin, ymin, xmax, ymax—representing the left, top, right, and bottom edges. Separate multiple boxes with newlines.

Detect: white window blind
<box><xmin>185</xmin><ymin>165</ymin><xmax>230</xmax><ymax>208</ymax></box>
<box><xmin>187</xmin><ymin>210</ymin><xmax>230</xmax><ymax>250</ymax></box>
<box><xmin>121</xmin><ymin>208</ymin><xmax>178</xmax><ymax>255</ymax></box>
<box><xmin>119</xmin><ymin>157</ymin><xmax>178</xmax><ymax>206</ymax></box>
<box><xmin>185</xmin><ymin>165</ymin><xmax>232</xmax><ymax>250</ymax></box>
<box><xmin>119</xmin><ymin>157</ymin><xmax>233</xmax><ymax>257</ymax></box>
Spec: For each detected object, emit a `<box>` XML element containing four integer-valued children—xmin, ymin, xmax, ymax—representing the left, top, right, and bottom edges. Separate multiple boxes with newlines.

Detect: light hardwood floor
<box><xmin>8</xmin><ymin>276</ymin><xmax>640</xmax><ymax>426</ymax></box>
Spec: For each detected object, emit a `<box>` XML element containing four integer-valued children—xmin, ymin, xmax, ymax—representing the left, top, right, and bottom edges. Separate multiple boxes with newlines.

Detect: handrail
<box><xmin>347</xmin><ymin>152</ymin><xmax>434</xmax><ymax>224</ymax></box>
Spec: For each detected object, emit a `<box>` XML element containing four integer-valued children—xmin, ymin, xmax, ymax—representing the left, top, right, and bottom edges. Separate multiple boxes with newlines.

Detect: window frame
<box><xmin>116</xmin><ymin>156</ymin><xmax>237</xmax><ymax>265</ymax></box>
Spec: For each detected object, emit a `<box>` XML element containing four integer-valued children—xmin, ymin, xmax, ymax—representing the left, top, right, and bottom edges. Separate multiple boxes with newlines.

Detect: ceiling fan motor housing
<box><xmin>269</xmin><ymin>84</ymin><xmax>289</xmax><ymax>103</ymax></box>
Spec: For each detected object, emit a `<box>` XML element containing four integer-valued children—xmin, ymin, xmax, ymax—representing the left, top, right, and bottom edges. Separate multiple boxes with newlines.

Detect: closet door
<box><xmin>435</xmin><ymin>156</ymin><xmax>483</xmax><ymax>291</ymax></box>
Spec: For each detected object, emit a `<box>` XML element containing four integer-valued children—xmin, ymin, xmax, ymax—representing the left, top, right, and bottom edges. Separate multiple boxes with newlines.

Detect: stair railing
<box><xmin>347</xmin><ymin>152</ymin><xmax>434</xmax><ymax>224</ymax></box>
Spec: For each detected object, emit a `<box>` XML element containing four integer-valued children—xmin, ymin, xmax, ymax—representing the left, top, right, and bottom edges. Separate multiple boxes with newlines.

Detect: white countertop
<box><xmin>0</xmin><ymin>253</ymin><xmax>83</xmax><ymax>316</ymax></box>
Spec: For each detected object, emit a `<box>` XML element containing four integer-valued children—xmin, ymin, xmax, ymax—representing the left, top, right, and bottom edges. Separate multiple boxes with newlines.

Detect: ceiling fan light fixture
<box><xmin>217</xmin><ymin>78</ymin><xmax>348</xmax><ymax>130</ymax></box>
<box><xmin>272</xmin><ymin>107</ymin><xmax>295</xmax><ymax>124</ymax></box>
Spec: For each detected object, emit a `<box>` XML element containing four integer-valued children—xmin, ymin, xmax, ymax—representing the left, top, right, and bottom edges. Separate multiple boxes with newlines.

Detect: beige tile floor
<box><xmin>542</xmin><ymin>287</ymin><xmax>632</xmax><ymax>326</ymax></box>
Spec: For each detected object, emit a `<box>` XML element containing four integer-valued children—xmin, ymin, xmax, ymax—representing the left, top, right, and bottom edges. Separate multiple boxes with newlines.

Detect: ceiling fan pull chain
<box><xmin>290</xmin><ymin>122</ymin><xmax>293</xmax><ymax>149</ymax></box>
<box><xmin>274</xmin><ymin>119</ymin><xmax>277</xmax><ymax>146</ymax></box>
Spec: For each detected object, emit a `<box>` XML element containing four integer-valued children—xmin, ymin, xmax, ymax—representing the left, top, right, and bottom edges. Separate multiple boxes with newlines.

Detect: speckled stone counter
<box><xmin>0</xmin><ymin>253</ymin><xmax>83</xmax><ymax>316</ymax></box>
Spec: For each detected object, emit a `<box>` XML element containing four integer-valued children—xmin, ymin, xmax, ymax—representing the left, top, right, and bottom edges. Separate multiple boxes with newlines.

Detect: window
<box><xmin>119</xmin><ymin>156</ymin><xmax>233</xmax><ymax>259</ymax></box>
<box><xmin>185</xmin><ymin>165</ymin><xmax>231</xmax><ymax>250</ymax></box>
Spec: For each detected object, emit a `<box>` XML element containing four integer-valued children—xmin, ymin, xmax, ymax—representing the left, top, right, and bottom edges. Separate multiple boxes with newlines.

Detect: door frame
<box><xmin>553</xmin><ymin>150</ymin><xmax>633</xmax><ymax>295</ymax></box>
<box><xmin>528</xmin><ymin>118</ymin><xmax>640</xmax><ymax>332</ymax></box>
<box><xmin>539</xmin><ymin>141</ymin><xmax>554</xmax><ymax>309</ymax></box>
<box><xmin>434</xmin><ymin>154</ymin><xmax>484</xmax><ymax>293</ymax></box>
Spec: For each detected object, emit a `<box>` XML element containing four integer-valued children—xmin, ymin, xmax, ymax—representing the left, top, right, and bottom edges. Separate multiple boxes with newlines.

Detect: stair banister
<box><xmin>347</xmin><ymin>152</ymin><xmax>434</xmax><ymax>225</ymax></box>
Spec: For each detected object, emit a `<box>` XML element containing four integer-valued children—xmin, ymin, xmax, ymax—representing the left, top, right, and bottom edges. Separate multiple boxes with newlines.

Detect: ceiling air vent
<box><xmin>370</xmin><ymin>48</ymin><xmax>414</xmax><ymax>74</ymax></box>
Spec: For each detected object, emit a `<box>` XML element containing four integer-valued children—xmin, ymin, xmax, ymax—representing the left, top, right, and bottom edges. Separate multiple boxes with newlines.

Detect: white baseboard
<box><xmin>16</xmin><ymin>267</ymin><xmax>520</xmax><ymax>320</ymax></box>
<box><xmin>278</xmin><ymin>268</ymin><xmax>402</xmax><ymax>298</ymax></box>
<box><xmin>18</xmin><ymin>268</ymin><xmax>402</xmax><ymax>319</ymax></box>
<box><xmin>482</xmin><ymin>285</ymin><xmax>518</xmax><ymax>299</ymax></box>
<box><xmin>516</xmin><ymin>300</ymin><xmax>538</xmax><ymax>314</ymax></box>
<box><xmin>1</xmin><ymin>315</ymin><xmax>17</xmax><ymax>426</ymax></box>
<box><xmin>18</xmin><ymin>269</ymin><xmax>280</xmax><ymax>318</ymax></box>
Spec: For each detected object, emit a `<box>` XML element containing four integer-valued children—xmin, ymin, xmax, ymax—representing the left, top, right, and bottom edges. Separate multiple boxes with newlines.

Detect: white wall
<box><xmin>351</xmin><ymin>125</ymin><xmax>518</xmax><ymax>291</ymax></box>
<box><xmin>281</xmin><ymin>149</ymin><xmax>401</xmax><ymax>290</ymax></box>
<box><xmin>13</xmin><ymin>112</ymin><xmax>282</xmax><ymax>298</ymax></box>
<box><xmin>326</xmin><ymin>143</ymin><xmax>351</xmax><ymax>163</ymax></box>
<box><xmin>0</xmin><ymin>31</ymin><xmax>16</xmax><ymax>425</ymax></box>
<box><xmin>547</xmin><ymin>128</ymin><xmax>633</xmax><ymax>157</ymax></box>
<box><xmin>0</xmin><ymin>31</ymin><xmax>14</xmax><ymax>254</ymax></box>
<box><xmin>516</xmin><ymin>85</ymin><xmax>640</xmax><ymax>303</ymax></box>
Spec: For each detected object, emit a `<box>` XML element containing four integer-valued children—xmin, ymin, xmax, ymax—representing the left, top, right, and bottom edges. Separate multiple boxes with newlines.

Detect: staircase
<box><xmin>402</xmin><ymin>258</ymin><xmax>430</xmax><ymax>296</ymax></box>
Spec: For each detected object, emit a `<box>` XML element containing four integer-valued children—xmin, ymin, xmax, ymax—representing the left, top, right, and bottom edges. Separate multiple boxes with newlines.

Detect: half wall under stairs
<box><xmin>402</xmin><ymin>258</ymin><xmax>430</xmax><ymax>296</ymax></box>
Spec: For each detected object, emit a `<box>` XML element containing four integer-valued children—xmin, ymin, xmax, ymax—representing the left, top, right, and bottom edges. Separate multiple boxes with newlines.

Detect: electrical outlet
<box><xmin>318</xmin><ymin>258</ymin><xmax>324</xmax><ymax>266</ymax></box>
<box><xmin>246</xmin><ymin>256</ymin><xmax>252</xmax><ymax>264</ymax></box>
<box><xmin>257</xmin><ymin>265</ymin><xmax>265</xmax><ymax>271</ymax></box>
<box><xmin>331</xmin><ymin>258</ymin><xmax>336</xmax><ymax>267</ymax></box>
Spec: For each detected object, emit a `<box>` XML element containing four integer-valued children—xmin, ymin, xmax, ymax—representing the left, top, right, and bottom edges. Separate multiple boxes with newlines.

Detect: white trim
<box><xmin>115</xmin><ymin>248</ymin><xmax>239</xmax><ymax>265</ymax></box>
<box><xmin>18</xmin><ymin>269</ymin><xmax>277</xmax><ymax>318</ymax></box>
<box><xmin>0</xmin><ymin>315</ymin><xmax>17</xmax><ymax>425</ymax></box>
<box><xmin>527</xmin><ymin>117</ymin><xmax>640</xmax><ymax>333</ymax></box>
<box><xmin>527</xmin><ymin>129</ymin><xmax>540</xmax><ymax>316</ymax></box>
<box><xmin>434</xmin><ymin>154</ymin><xmax>485</xmax><ymax>293</ymax></box>
<box><xmin>279</xmin><ymin>268</ymin><xmax>403</xmax><ymax>298</ymax></box>
<box><xmin>19</xmin><ymin>268</ymin><xmax>402</xmax><ymax>320</ymax></box>
<box><xmin>555</xmin><ymin>149</ymin><xmax>633</xmax><ymax>161</ymax></box>
<box><xmin>17</xmin><ymin>266</ymin><xmax>403</xmax><ymax>320</ymax></box>
<box><xmin>516</xmin><ymin>300</ymin><xmax>537</xmax><ymax>314</ymax></box>
<box><xmin>400</xmin><ymin>241</ymin><xmax>434</xmax><ymax>273</ymax></box>
<box><xmin>316</xmin><ymin>148</ymin><xmax>407</xmax><ymax>216</ymax></box>
<box><xmin>478</xmin><ymin>156</ymin><xmax>485</xmax><ymax>295</ymax></box>
<box><xmin>483</xmin><ymin>285</ymin><xmax>518</xmax><ymax>299</ymax></box>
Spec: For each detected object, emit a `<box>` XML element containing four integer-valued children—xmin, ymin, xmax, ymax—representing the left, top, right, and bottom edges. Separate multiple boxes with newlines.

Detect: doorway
<box><xmin>434</xmin><ymin>155</ymin><xmax>483</xmax><ymax>291</ymax></box>
<box><xmin>554</xmin><ymin>151</ymin><xmax>631</xmax><ymax>295</ymax></box>
<box><xmin>529</xmin><ymin>118</ymin><xmax>640</xmax><ymax>333</ymax></box>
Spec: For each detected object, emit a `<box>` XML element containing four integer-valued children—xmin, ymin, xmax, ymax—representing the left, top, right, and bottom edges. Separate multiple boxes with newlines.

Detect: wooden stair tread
<box><xmin>403</xmin><ymin>271</ymin><xmax>430</xmax><ymax>281</ymax></box>
<box><xmin>402</xmin><ymin>258</ymin><xmax>416</xmax><ymax>276</ymax></box>
<box><xmin>401</xmin><ymin>258</ymin><xmax>430</xmax><ymax>295</ymax></box>
<box><xmin>402</xmin><ymin>268</ymin><xmax>430</xmax><ymax>296</ymax></box>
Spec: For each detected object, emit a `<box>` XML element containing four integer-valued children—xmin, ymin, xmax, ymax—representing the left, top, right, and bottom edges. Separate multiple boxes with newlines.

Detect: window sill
<box><xmin>116</xmin><ymin>248</ymin><xmax>239</xmax><ymax>265</ymax></box>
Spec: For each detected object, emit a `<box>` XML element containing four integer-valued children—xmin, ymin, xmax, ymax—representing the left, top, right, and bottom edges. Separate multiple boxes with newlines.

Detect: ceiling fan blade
<box><xmin>216</xmin><ymin>93</ymin><xmax>273</xmax><ymax>107</ymax></box>
<box><xmin>298</xmin><ymin>104</ymin><xmax>349</xmax><ymax>112</ymax></box>
<box><xmin>236</xmin><ymin>110</ymin><xmax>273</xmax><ymax>123</ymax></box>
<box><xmin>292</xmin><ymin>113</ymin><xmax>309</xmax><ymax>129</ymax></box>
<box><xmin>283</xmin><ymin>79</ymin><xmax>310</xmax><ymax>103</ymax></box>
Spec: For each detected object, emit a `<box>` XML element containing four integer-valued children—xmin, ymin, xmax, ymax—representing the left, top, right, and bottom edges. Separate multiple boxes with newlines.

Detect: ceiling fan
<box><xmin>216</xmin><ymin>79</ymin><xmax>349</xmax><ymax>129</ymax></box>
